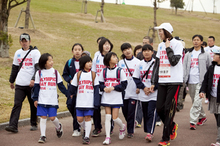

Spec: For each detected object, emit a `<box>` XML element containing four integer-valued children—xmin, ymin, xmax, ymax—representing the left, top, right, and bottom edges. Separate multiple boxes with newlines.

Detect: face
<box><xmin>72</xmin><ymin>45</ymin><xmax>83</xmax><ymax>58</ymax></box>
<box><xmin>159</xmin><ymin>29</ymin><xmax>165</xmax><ymax>40</ymax></box>
<box><xmin>122</xmin><ymin>48</ymin><xmax>133</xmax><ymax>58</ymax></box>
<box><xmin>208</xmin><ymin>38</ymin><xmax>215</xmax><ymax>47</ymax></box>
<box><xmin>213</xmin><ymin>54</ymin><xmax>220</xmax><ymax>62</ymax></box>
<box><xmin>143</xmin><ymin>49</ymin><xmax>153</xmax><ymax>60</ymax></box>
<box><xmin>20</xmin><ymin>39</ymin><xmax>31</xmax><ymax>50</ymax></box>
<box><xmin>143</xmin><ymin>39</ymin><xmax>150</xmax><ymax>45</ymax></box>
<box><xmin>110</xmin><ymin>55</ymin><xmax>118</xmax><ymax>65</ymax></box>
<box><xmin>103</xmin><ymin>41</ymin><xmax>111</xmax><ymax>53</ymax></box>
<box><xmin>135</xmin><ymin>48</ymin><xmax>142</xmax><ymax>57</ymax></box>
<box><xmin>192</xmin><ymin>37</ymin><xmax>203</xmax><ymax>48</ymax></box>
<box><xmin>84</xmin><ymin>61</ymin><xmax>92</xmax><ymax>70</ymax></box>
<box><xmin>45</xmin><ymin>56</ymin><xmax>53</xmax><ymax>69</ymax></box>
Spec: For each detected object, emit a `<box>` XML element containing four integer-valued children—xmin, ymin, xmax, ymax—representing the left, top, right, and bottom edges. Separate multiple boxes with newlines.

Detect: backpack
<box><xmin>68</xmin><ymin>58</ymin><xmax>72</xmax><ymax>68</ymax></box>
<box><xmin>31</xmin><ymin>69</ymin><xmax>58</xmax><ymax>100</ymax></box>
<box><xmin>103</xmin><ymin>67</ymin><xmax>122</xmax><ymax>83</ymax></box>
<box><xmin>77</xmin><ymin>70</ymin><xmax>96</xmax><ymax>86</ymax></box>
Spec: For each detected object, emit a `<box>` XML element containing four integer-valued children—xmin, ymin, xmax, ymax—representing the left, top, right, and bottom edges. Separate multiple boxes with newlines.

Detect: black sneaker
<box><xmin>5</xmin><ymin>126</ymin><xmax>18</xmax><ymax>133</ymax></box>
<box><xmin>127</xmin><ymin>133</ymin><xmax>134</xmax><ymax>138</ymax></box>
<box><xmin>92</xmin><ymin>129</ymin><xmax>101</xmax><ymax>137</ymax></box>
<box><xmin>56</xmin><ymin>123</ymin><xmax>63</xmax><ymax>138</ymax></box>
<box><xmin>30</xmin><ymin>125</ymin><xmax>38</xmax><ymax>131</ymax></box>
<box><xmin>82</xmin><ymin>137</ymin><xmax>90</xmax><ymax>144</ymax></box>
<box><xmin>38</xmin><ymin>136</ymin><xmax>46</xmax><ymax>143</ymax></box>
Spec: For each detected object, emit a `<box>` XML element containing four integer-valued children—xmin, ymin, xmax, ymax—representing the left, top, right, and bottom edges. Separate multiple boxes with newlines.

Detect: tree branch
<box><xmin>8</xmin><ymin>0</ymin><xmax>27</xmax><ymax>11</ymax></box>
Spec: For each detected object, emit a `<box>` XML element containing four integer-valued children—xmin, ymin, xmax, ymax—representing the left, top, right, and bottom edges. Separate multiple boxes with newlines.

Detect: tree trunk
<box><xmin>175</xmin><ymin>7</ymin><xmax>177</xmax><ymax>15</ymax></box>
<box><xmin>100</xmin><ymin>0</ymin><xmax>104</xmax><ymax>22</ymax></box>
<box><xmin>152</xmin><ymin>0</ymin><xmax>157</xmax><ymax>41</ymax></box>
<box><xmin>0</xmin><ymin>0</ymin><xmax>9</xmax><ymax>58</ymax></box>
<box><xmin>25</xmin><ymin>0</ymin><xmax>31</xmax><ymax>29</ymax></box>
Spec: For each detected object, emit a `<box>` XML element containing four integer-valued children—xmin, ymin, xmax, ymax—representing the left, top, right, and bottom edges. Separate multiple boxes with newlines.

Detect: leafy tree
<box><xmin>170</xmin><ymin>0</ymin><xmax>185</xmax><ymax>15</ymax></box>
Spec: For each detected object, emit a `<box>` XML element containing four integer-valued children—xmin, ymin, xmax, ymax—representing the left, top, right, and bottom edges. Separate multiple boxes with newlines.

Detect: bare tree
<box><xmin>101</xmin><ymin>0</ymin><xmax>104</xmax><ymax>22</ymax></box>
<box><xmin>0</xmin><ymin>0</ymin><xmax>27</xmax><ymax>58</ymax></box>
<box><xmin>25</xmin><ymin>0</ymin><xmax>31</xmax><ymax>28</ymax></box>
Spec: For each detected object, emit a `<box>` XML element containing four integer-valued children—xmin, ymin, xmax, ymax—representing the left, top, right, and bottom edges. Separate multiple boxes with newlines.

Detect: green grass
<box><xmin>0</xmin><ymin>0</ymin><xmax>220</xmax><ymax>123</ymax></box>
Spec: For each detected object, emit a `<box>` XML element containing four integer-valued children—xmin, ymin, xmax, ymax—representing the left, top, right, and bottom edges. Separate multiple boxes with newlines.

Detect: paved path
<box><xmin>0</xmin><ymin>95</ymin><xmax>217</xmax><ymax>146</ymax></box>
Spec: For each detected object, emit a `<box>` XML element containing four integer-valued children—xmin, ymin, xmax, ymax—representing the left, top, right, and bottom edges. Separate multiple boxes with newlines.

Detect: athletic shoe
<box><xmin>190</xmin><ymin>123</ymin><xmax>196</xmax><ymax>130</ymax></box>
<box><xmin>197</xmin><ymin>117</ymin><xmax>207</xmax><ymax>126</ymax></box>
<box><xmin>103</xmin><ymin>137</ymin><xmax>111</xmax><ymax>145</ymax></box>
<box><xmin>158</xmin><ymin>140</ymin><xmax>170</xmax><ymax>146</ymax></box>
<box><xmin>156</xmin><ymin>121</ymin><xmax>162</xmax><ymax>126</ymax></box>
<box><xmin>30</xmin><ymin>125</ymin><xmax>38</xmax><ymax>131</ymax></box>
<box><xmin>56</xmin><ymin>123</ymin><xmax>63</xmax><ymax>138</ymax></box>
<box><xmin>82</xmin><ymin>130</ymin><xmax>85</xmax><ymax>139</ymax></box>
<box><xmin>127</xmin><ymin>133</ymin><xmax>134</xmax><ymax>138</ymax></box>
<box><xmin>72</xmin><ymin>129</ymin><xmax>81</xmax><ymax>137</ymax></box>
<box><xmin>83</xmin><ymin>137</ymin><xmax>90</xmax><ymax>144</ymax></box>
<box><xmin>211</xmin><ymin>142</ymin><xmax>220</xmax><ymax>146</ymax></box>
<box><xmin>170</xmin><ymin>123</ymin><xmax>178</xmax><ymax>140</ymax></box>
<box><xmin>92</xmin><ymin>129</ymin><xmax>102</xmax><ymax>137</ymax></box>
<box><xmin>5</xmin><ymin>126</ymin><xmax>18</xmax><ymax>133</ymax></box>
<box><xmin>119</xmin><ymin>124</ymin><xmax>126</xmax><ymax>139</ymax></box>
<box><xmin>145</xmin><ymin>133</ymin><xmax>153</xmax><ymax>142</ymax></box>
<box><xmin>205</xmin><ymin>99</ymin><xmax>209</xmax><ymax>104</ymax></box>
<box><xmin>38</xmin><ymin>136</ymin><xmax>46</xmax><ymax>143</ymax></box>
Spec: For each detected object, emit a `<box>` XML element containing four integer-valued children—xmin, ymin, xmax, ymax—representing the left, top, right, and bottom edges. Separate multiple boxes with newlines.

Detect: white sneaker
<box><xmin>103</xmin><ymin>137</ymin><xmax>111</xmax><ymax>145</ymax></box>
<box><xmin>119</xmin><ymin>124</ymin><xmax>126</xmax><ymax>140</ymax></box>
<box><xmin>72</xmin><ymin>130</ymin><xmax>81</xmax><ymax>137</ymax></box>
<box><xmin>205</xmin><ymin>99</ymin><xmax>209</xmax><ymax>104</ymax></box>
<box><xmin>211</xmin><ymin>142</ymin><xmax>220</xmax><ymax>146</ymax></box>
<box><xmin>156</xmin><ymin>121</ymin><xmax>162</xmax><ymax>126</ymax></box>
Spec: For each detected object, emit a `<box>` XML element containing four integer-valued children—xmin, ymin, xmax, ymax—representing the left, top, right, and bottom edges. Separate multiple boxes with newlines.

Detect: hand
<box><xmin>34</xmin><ymin>101</ymin><xmax>38</xmax><ymax>108</ymax></box>
<box><xmin>144</xmin><ymin>87</ymin><xmax>150</xmax><ymax>95</ymax></box>
<box><xmin>10</xmin><ymin>83</ymin><xmax>15</xmax><ymax>89</ymax></box>
<box><xmin>104</xmin><ymin>87</ymin><xmax>114</xmax><ymax>93</ymax></box>
<box><xmin>199</xmin><ymin>93</ymin><xmax>205</xmax><ymax>98</ymax></box>
<box><xmin>165</xmin><ymin>38</ymin><xmax>170</xmax><ymax>48</ymax></box>
<box><xmin>70</xmin><ymin>95</ymin><xmax>73</xmax><ymax>99</ymax></box>
<box><xmin>136</xmin><ymin>88</ymin><xmax>140</xmax><ymax>94</ymax></box>
<box><xmin>29</xmin><ymin>80</ymin><xmax>35</xmax><ymax>87</ymax></box>
<box><xmin>150</xmin><ymin>85</ymin><xmax>155</xmax><ymax>93</ymax></box>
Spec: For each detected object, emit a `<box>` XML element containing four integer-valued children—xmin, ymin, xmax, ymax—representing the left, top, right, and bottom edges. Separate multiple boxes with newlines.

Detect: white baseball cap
<box><xmin>212</xmin><ymin>47</ymin><xmax>220</xmax><ymax>55</ymax></box>
<box><xmin>154</xmin><ymin>23</ymin><xmax>173</xmax><ymax>34</ymax></box>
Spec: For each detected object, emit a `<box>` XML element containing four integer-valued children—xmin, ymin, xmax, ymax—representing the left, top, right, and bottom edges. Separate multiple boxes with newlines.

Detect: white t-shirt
<box><xmin>71</xmin><ymin>71</ymin><xmax>99</xmax><ymax>109</ymax></box>
<box><xmin>118</xmin><ymin>57</ymin><xmax>140</xmax><ymax>100</ymax></box>
<box><xmin>35</xmin><ymin>68</ymin><xmax>63</xmax><ymax>106</ymax></box>
<box><xmin>133</xmin><ymin>59</ymin><xmax>158</xmax><ymax>102</ymax></box>
<box><xmin>156</xmin><ymin>38</ymin><xmax>183</xmax><ymax>83</ymax></box>
<box><xmin>211</xmin><ymin>65</ymin><xmax>220</xmax><ymax>98</ymax></box>
<box><xmin>13</xmin><ymin>48</ymin><xmax>41</xmax><ymax>86</ymax></box>
<box><xmin>188</xmin><ymin>49</ymin><xmax>201</xmax><ymax>84</ymax></box>
<box><xmin>92</xmin><ymin>54</ymin><xmax>105</xmax><ymax>77</ymax></box>
<box><xmin>74</xmin><ymin>60</ymin><xmax>79</xmax><ymax>73</ymax></box>
<box><xmin>94</xmin><ymin>51</ymin><xmax>101</xmax><ymax>58</ymax></box>
<box><xmin>99</xmin><ymin>67</ymin><xmax>127</xmax><ymax>106</ymax></box>
<box><xmin>204</xmin><ymin>45</ymin><xmax>219</xmax><ymax>60</ymax></box>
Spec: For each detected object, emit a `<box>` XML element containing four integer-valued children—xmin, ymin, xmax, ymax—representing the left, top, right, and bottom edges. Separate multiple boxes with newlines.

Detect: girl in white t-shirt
<box><xmin>118</xmin><ymin>43</ymin><xmax>140</xmax><ymax>138</ymax></box>
<box><xmin>32</xmin><ymin>53</ymin><xmax>68</xmax><ymax>143</ymax></box>
<box><xmin>99</xmin><ymin>52</ymin><xmax>127</xmax><ymax>145</ymax></box>
<box><xmin>69</xmin><ymin>55</ymin><xmax>99</xmax><ymax>144</ymax></box>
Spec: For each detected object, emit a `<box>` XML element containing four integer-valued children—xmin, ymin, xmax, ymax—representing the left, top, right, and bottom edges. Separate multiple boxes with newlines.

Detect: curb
<box><xmin>0</xmin><ymin>111</ymin><xmax>71</xmax><ymax>131</ymax></box>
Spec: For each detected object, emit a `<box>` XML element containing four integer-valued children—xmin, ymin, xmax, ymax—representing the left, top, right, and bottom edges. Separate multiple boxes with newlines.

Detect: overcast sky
<box><xmin>90</xmin><ymin>0</ymin><xmax>220</xmax><ymax>14</ymax></box>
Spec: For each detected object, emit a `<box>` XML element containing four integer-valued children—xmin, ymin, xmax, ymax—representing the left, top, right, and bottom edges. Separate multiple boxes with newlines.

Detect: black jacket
<box><xmin>200</xmin><ymin>61</ymin><xmax>220</xmax><ymax>103</ymax></box>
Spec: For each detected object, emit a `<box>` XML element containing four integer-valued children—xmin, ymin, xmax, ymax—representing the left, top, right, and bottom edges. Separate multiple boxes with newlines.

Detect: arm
<box><xmin>114</xmin><ymin>80</ymin><xmax>127</xmax><ymax>92</ymax></box>
<box><xmin>166</xmin><ymin>47</ymin><xmax>181</xmax><ymax>66</ymax></box>
<box><xmin>93</xmin><ymin>85</ymin><xmax>100</xmax><ymax>108</ymax></box>
<box><xmin>9</xmin><ymin>64</ymin><xmax>19</xmax><ymax>84</ymax></box>
<box><xmin>32</xmin><ymin>83</ymin><xmax>40</xmax><ymax>102</ymax></box>
<box><xmin>57</xmin><ymin>82</ymin><xmax>68</xmax><ymax>97</ymax></box>
<box><xmin>199</xmin><ymin>68</ymin><xmax>210</xmax><ymax>94</ymax></box>
<box><xmin>31</xmin><ymin>63</ymin><xmax>40</xmax><ymax>81</ymax></box>
<box><xmin>62</xmin><ymin>61</ymin><xmax>72</xmax><ymax>84</ymax></box>
<box><xmin>99</xmin><ymin>81</ymin><xmax>105</xmax><ymax>92</ymax></box>
<box><xmin>133</xmin><ymin>77</ymin><xmax>145</xmax><ymax>89</ymax></box>
<box><xmin>151</xmin><ymin>57</ymin><xmax>159</xmax><ymax>86</ymax></box>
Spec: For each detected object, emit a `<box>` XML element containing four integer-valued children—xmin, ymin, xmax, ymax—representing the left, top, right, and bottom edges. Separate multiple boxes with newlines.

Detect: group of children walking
<box><xmin>26</xmin><ymin>22</ymin><xmax>220</xmax><ymax>146</ymax></box>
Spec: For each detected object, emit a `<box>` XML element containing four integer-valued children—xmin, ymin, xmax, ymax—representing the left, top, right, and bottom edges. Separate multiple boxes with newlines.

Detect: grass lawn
<box><xmin>0</xmin><ymin>0</ymin><xmax>219</xmax><ymax>123</ymax></box>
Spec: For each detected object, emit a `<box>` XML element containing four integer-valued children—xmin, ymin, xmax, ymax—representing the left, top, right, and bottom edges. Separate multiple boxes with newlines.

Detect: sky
<box><xmin>90</xmin><ymin>0</ymin><xmax>220</xmax><ymax>14</ymax></box>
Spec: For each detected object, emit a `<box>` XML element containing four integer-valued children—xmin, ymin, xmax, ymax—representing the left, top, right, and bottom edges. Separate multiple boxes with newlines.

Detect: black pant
<box><xmin>156</xmin><ymin>85</ymin><xmax>180</xmax><ymax>141</ymax></box>
<box><xmin>9</xmin><ymin>85</ymin><xmax>37</xmax><ymax>129</ymax></box>
<box><xmin>142</xmin><ymin>101</ymin><xmax>157</xmax><ymax>134</ymax></box>
<box><xmin>67</xmin><ymin>97</ymin><xmax>80</xmax><ymax>131</ymax></box>
<box><xmin>215</xmin><ymin>114</ymin><xmax>220</xmax><ymax>127</ymax></box>
<box><xmin>122</xmin><ymin>99</ymin><xmax>137</xmax><ymax>134</ymax></box>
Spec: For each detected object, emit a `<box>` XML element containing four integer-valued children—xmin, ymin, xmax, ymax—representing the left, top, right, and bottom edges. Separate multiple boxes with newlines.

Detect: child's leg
<box><xmin>50</xmin><ymin>117</ymin><xmax>60</xmax><ymax>129</ymax></box>
<box><xmin>77</xmin><ymin>116</ymin><xmax>85</xmax><ymax>129</ymax></box>
<box><xmin>40</xmin><ymin>116</ymin><xmax>47</xmax><ymax>136</ymax></box>
<box><xmin>215</xmin><ymin>114</ymin><xmax>220</xmax><ymax>143</ymax></box>
<box><xmin>146</xmin><ymin>101</ymin><xmax>157</xmax><ymax>134</ymax></box>
<box><xmin>142</xmin><ymin>102</ymin><xmax>149</xmax><ymax>133</ymax></box>
<box><xmin>85</xmin><ymin>116</ymin><xmax>91</xmax><ymax>138</ymax></box>
<box><xmin>112</xmin><ymin>108</ymin><xmax>124</xmax><ymax>130</ymax></box>
<box><xmin>105</xmin><ymin>107</ymin><xmax>112</xmax><ymax>138</ymax></box>
<box><xmin>126</xmin><ymin>99</ymin><xmax>137</xmax><ymax>134</ymax></box>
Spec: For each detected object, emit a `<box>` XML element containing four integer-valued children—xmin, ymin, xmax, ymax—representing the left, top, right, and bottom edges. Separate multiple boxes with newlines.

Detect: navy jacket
<box><xmin>62</xmin><ymin>58</ymin><xmax>77</xmax><ymax>86</ymax></box>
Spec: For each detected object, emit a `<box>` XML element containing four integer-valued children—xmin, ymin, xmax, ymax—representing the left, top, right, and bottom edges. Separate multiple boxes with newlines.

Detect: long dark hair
<box><xmin>39</xmin><ymin>53</ymin><xmax>53</xmax><ymax>69</ymax></box>
<box><xmin>120</xmin><ymin>43</ymin><xmax>132</xmax><ymax>59</ymax></box>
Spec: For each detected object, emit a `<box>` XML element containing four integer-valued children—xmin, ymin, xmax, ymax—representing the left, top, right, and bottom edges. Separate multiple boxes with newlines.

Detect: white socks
<box><xmin>85</xmin><ymin>121</ymin><xmax>91</xmax><ymax>138</ymax></box>
<box><xmin>40</xmin><ymin>118</ymin><xmax>47</xmax><ymax>136</ymax></box>
<box><xmin>78</xmin><ymin>121</ymin><xmax>85</xmax><ymax>130</ymax></box>
<box><xmin>51</xmin><ymin>117</ymin><xmax>60</xmax><ymax>129</ymax></box>
<box><xmin>113</xmin><ymin>117</ymin><xmax>124</xmax><ymax>130</ymax></box>
<box><xmin>105</xmin><ymin>114</ymin><xmax>112</xmax><ymax>138</ymax></box>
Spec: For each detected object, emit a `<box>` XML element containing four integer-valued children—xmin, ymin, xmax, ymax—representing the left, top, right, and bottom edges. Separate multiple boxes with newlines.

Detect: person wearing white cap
<box><xmin>199</xmin><ymin>47</ymin><xmax>220</xmax><ymax>146</ymax></box>
<box><xmin>150</xmin><ymin>23</ymin><xmax>183</xmax><ymax>146</ymax></box>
